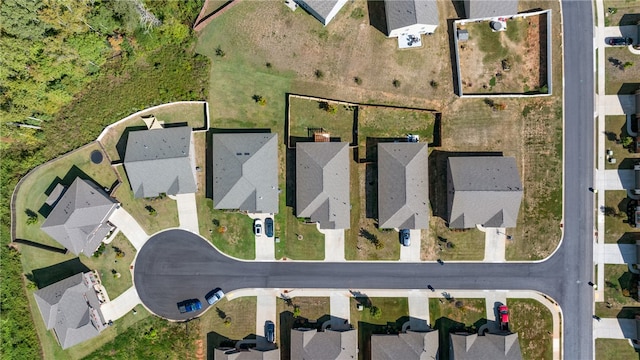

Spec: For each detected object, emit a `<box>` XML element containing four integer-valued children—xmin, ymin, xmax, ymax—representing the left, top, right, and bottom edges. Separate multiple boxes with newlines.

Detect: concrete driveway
<box><xmin>108</xmin><ymin>207</ymin><xmax>149</xmax><ymax>250</ymax></box>
<box><xmin>594</xmin><ymin>318</ymin><xmax>637</xmax><ymax>339</ymax></box>
<box><xmin>249</xmin><ymin>213</ymin><xmax>275</xmax><ymax>260</ymax></box>
<box><xmin>100</xmin><ymin>286</ymin><xmax>141</xmax><ymax>322</ymax></box>
<box><xmin>603</xmin><ymin>25</ymin><xmax>638</xmax><ymax>48</ymax></box>
<box><xmin>484</xmin><ymin>228</ymin><xmax>507</xmax><ymax>262</ymax></box>
<box><xmin>399</xmin><ymin>230</ymin><xmax>421</xmax><ymax>262</ymax></box>
<box><xmin>174</xmin><ymin>193</ymin><xmax>199</xmax><ymax>233</ymax></box>
<box><xmin>600</xmin><ymin>169</ymin><xmax>634</xmax><ymax>190</ymax></box>
<box><xmin>319</xmin><ymin>227</ymin><xmax>345</xmax><ymax>261</ymax></box>
<box><xmin>601</xmin><ymin>244</ymin><xmax>636</xmax><ymax>264</ymax></box>
<box><xmin>329</xmin><ymin>291</ymin><xmax>351</xmax><ymax>329</ymax></box>
<box><xmin>255</xmin><ymin>292</ymin><xmax>277</xmax><ymax>338</ymax></box>
<box><xmin>407</xmin><ymin>290</ymin><xmax>429</xmax><ymax>331</ymax></box>
<box><xmin>602</xmin><ymin>95</ymin><xmax>635</xmax><ymax>115</ymax></box>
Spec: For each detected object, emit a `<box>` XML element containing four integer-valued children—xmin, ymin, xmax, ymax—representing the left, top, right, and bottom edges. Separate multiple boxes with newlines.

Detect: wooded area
<box><xmin>0</xmin><ymin>1</ymin><xmax>208</xmax><ymax>357</ymax></box>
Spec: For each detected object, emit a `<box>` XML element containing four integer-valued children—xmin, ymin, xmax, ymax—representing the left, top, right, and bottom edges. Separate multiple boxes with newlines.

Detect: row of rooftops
<box><xmin>215</xmin><ymin>327</ymin><xmax>522</xmax><ymax>360</ymax></box>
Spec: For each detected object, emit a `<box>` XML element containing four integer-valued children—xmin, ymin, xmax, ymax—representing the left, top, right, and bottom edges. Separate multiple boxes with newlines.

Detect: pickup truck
<box><xmin>177</xmin><ymin>299</ymin><xmax>202</xmax><ymax>314</ymax></box>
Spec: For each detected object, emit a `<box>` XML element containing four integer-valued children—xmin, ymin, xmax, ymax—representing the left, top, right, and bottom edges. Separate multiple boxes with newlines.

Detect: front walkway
<box><xmin>108</xmin><ymin>207</ymin><xmax>149</xmax><ymax>250</ymax></box>
<box><xmin>399</xmin><ymin>229</ymin><xmax>422</xmax><ymax>262</ymax></box>
<box><xmin>601</xmin><ymin>244</ymin><xmax>637</xmax><ymax>264</ymax></box>
<box><xmin>174</xmin><ymin>193</ymin><xmax>199</xmax><ymax>233</ymax></box>
<box><xmin>100</xmin><ymin>286</ymin><xmax>141</xmax><ymax>322</ymax></box>
<box><xmin>594</xmin><ymin>318</ymin><xmax>637</xmax><ymax>340</ymax></box>
<box><xmin>319</xmin><ymin>228</ymin><xmax>345</xmax><ymax>262</ymax></box>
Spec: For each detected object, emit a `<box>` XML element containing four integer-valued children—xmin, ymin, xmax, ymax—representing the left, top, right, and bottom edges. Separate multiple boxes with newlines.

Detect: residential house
<box><xmin>212</xmin><ymin>133</ymin><xmax>279</xmax><ymax>214</ymax></box>
<box><xmin>377</xmin><ymin>143</ymin><xmax>429</xmax><ymax>229</ymax></box>
<box><xmin>41</xmin><ymin>178</ymin><xmax>118</xmax><ymax>256</ymax></box>
<box><xmin>33</xmin><ymin>272</ymin><xmax>106</xmax><ymax>349</ymax></box>
<box><xmin>295</xmin><ymin>0</ymin><xmax>348</xmax><ymax>25</ymax></box>
<box><xmin>463</xmin><ymin>0</ymin><xmax>519</xmax><ymax>19</ymax></box>
<box><xmin>214</xmin><ymin>348</ymin><xmax>280</xmax><ymax>360</ymax></box>
<box><xmin>447</xmin><ymin>156</ymin><xmax>522</xmax><ymax>229</ymax></box>
<box><xmin>123</xmin><ymin>126</ymin><xmax>197</xmax><ymax>198</ymax></box>
<box><xmin>449</xmin><ymin>332</ymin><xmax>522</xmax><ymax>360</ymax></box>
<box><xmin>296</xmin><ymin>142</ymin><xmax>350</xmax><ymax>229</ymax></box>
<box><xmin>290</xmin><ymin>328</ymin><xmax>358</xmax><ymax>359</ymax></box>
<box><xmin>371</xmin><ymin>330</ymin><xmax>439</xmax><ymax>360</ymax></box>
<box><xmin>384</xmin><ymin>0</ymin><xmax>439</xmax><ymax>37</ymax></box>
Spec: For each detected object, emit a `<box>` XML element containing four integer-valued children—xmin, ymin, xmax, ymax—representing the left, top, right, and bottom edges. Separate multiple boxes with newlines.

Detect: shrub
<box><xmin>215</xmin><ymin>46</ymin><xmax>226</xmax><ymax>57</ymax></box>
<box><xmin>489</xmin><ymin>77</ymin><xmax>496</xmax><ymax>87</ymax></box>
<box><xmin>265</xmin><ymin>62</ymin><xmax>272</xmax><ymax>68</ymax></box>
<box><xmin>293</xmin><ymin>306</ymin><xmax>301</xmax><ymax>318</ymax></box>
<box><xmin>315</xmin><ymin>69</ymin><xmax>324</xmax><ymax>79</ymax></box>
<box><xmin>621</xmin><ymin>136</ymin><xmax>633</xmax><ymax>148</ymax></box>
<box><xmin>354</xmin><ymin>76</ymin><xmax>362</xmax><ymax>85</ymax></box>
<box><xmin>429</xmin><ymin>80</ymin><xmax>438</xmax><ymax>88</ymax></box>
<box><xmin>350</xmin><ymin>7</ymin><xmax>365</xmax><ymax>19</ymax></box>
<box><xmin>224</xmin><ymin>318</ymin><xmax>232</xmax><ymax>327</ymax></box>
<box><xmin>145</xmin><ymin>205</ymin><xmax>157</xmax><ymax>216</ymax></box>
<box><xmin>623</xmin><ymin>62</ymin><xmax>634</xmax><ymax>70</ymax></box>
<box><xmin>369</xmin><ymin>306</ymin><xmax>382</xmax><ymax>319</ymax></box>
<box><xmin>93</xmin><ymin>243</ymin><xmax>106</xmax><ymax>257</ymax></box>
<box><xmin>392</xmin><ymin>79</ymin><xmax>401</xmax><ymax>88</ymax></box>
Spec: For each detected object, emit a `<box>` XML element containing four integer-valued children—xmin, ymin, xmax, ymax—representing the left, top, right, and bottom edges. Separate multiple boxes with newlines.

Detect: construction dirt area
<box><xmin>458</xmin><ymin>14</ymin><xmax>548</xmax><ymax>94</ymax></box>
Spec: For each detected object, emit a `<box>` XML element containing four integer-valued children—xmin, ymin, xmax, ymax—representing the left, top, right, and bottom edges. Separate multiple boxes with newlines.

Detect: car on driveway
<box><xmin>205</xmin><ymin>288</ymin><xmax>225</xmax><ymax>305</ymax></box>
<box><xmin>399</xmin><ymin>229</ymin><xmax>411</xmax><ymax>246</ymax></box>
<box><xmin>254</xmin><ymin>219</ymin><xmax>263</xmax><ymax>236</ymax></box>
<box><xmin>177</xmin><ymin>299</ymin><xmax>202</xmax><ymax>313</ymax></box>
<box><xmin>265</xmin><ymin>320</ymin><xmax>275</xmax><ymax>343</ymax></box>
<box><xmin>608</xmin><ymin>37</ymin><xmax>632</xmax><ymax>46</ymax></box>
<box><xmin>265</xmin><ymin>217</ymin><xmax>274</xmax><ymax>237</ymax></box>
<box><xmin>498</xmin><ymin>305</ymin><xmax>509</xmax><ymax>330</ymax></box>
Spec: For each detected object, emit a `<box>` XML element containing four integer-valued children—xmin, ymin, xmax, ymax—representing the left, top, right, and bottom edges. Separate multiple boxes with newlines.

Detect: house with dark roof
<box><xmin>212</xmin><ymin>133</ymin><xmax>279</xmax><ymax>214</ymax></box>
<box><xmin>214</xmin><ymin>347</ymin><xmax>280</xmax><ymax>360</ymax></box>
<box><xmin>447</xmin><ymin>156</ymin><xmax>522</xmax><ymax>229</ymax></box>
<box><xmin>34</xmin><ymin>272</ymin><xmax>106</xmax><ymax>349</ymax></box>
<box><xmin>378</xmin><ymin>143</ymin><xmax>429</xmax><ymax>229</ymax></box>
<box><xmin>294</xmin><ymin>0</ymin><xmax>348</xmax><ymax>25</ymax></box>
<box><xmin>450</xmin><ymin>332</ymin><xmax>522</xmax><ymax>360</ymax></box>
<box><xmin>371</xmin><ymin>330</ymin><xmax>439</xmax><ymax>360</ymax></box>
<box><xmin>41</xmin><ymin>178</ymin><xmax>118</xmax><ymax>256</ymax></box>
<box><xmin>123</xmin><ymin>126</ymin><xmax>197</xmax><ymax>198</ymax></box>
<box><xmin>296</xmin><ymin>142</ymin><xmax>350</xmax><ymax>229</ymax></box>
<box><xmin>463</xmin><ymin>0</ymin><xmax>519</xmax><ymax>19</ymax></box>
<box><xmin>384</xmin><ymin>0</ymin><xmax>439</xmax><ymax>38</ymax></box>
<box><xmin>290</xmin><ymin>328</ymin><xmax>357</xmax><ymax>359</ymax></box>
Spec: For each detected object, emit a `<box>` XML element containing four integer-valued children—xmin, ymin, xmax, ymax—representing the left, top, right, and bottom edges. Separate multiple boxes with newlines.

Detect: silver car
<box><xmin>205</xmin><ymin>288</ymin><xmax>225</xmax><ymax>305</ymax></box>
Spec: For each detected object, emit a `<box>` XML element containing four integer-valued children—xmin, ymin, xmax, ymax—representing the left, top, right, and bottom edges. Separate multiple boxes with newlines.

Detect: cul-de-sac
<box><xmin>2</xmin><ymin>0</ymin><xmax>640</xmax><ymax>359</ymax></box>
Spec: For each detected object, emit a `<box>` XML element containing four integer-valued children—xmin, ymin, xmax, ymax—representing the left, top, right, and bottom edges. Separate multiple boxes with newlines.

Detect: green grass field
<box><xmin>596</xmin><ymin>264</ymin><xmax>640</xmax><ymax>318</ymax></box>
<box><xmin>604</xmin><ymin>190</ymin><xmax>637</xmax><ymax>244</ymax></box>
<box><xmin>596</xmin><ymin>339</ymin><xmax>640</xmax><ymax>360</ymax></box>
<box><xmin>200</xmin><ymin>296</ymin><xmax>257</xmax><ymax>352</ymax></box>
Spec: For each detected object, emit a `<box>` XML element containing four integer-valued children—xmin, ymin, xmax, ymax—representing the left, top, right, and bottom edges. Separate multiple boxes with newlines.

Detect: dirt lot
<box><xmin>458</xmin><ymin>14</ymin><xmax>547</xmax><ymax>94</ymax></box>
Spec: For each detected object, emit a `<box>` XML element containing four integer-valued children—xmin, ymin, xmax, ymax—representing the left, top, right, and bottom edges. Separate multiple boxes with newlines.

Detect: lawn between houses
<box><xmin>604</xmin><ymin>190</ymin><xmax>639</xmax><ymax>244</ymax></box>
<box><xmin>604</xmin><ymin>115</ymin><xmax>637</xmax><ymax>170</ymax></box>
<box><xmin>595</xmin><ymin>264</ymin><xmax>640</xmax><ymax>319</ymax></box>
<box><xmin>596</xmin><ymin>339</ymin><xmax>640</xmax><ymax>360</ymax></box>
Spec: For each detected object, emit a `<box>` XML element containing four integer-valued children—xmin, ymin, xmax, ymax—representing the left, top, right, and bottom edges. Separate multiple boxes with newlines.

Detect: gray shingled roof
<box><xmin>33</xmin><ymin>273</ymin><xmax>105</xmax><ymax>350</ymax></box>
<box><xmin>447</xmin><ymin>156</ymin><xmax>522</xmax><ymax>229</ymax></box>
<box><xmin>295</xmin><ymin>0</ymin><xmax>344</xmax><ymax>24</ymax></box>
<box><xmin>463</xmin><ymin>0</ymin><xmax>519</xmax><ymax>19</ymax></box>
<box><xmin>41</xmin><ymin>178</ymin><xmax>118</xmax><ymax>256</ymax></box>
<box><xmin>296</xmin><ymin>142</ymin><xmax>350</xmax><ymax>229</ymax></box>
<box><xmin>378</xmin><ymin>143</ymin><xmax>429</xmax><ymax>229</ymax></box>
<box><xmin>450</xmin><ymin>333</ymin><xmax>522</xmax><ymax>360</ymax></box>
<box><xmin>371</xmin><ymin>330</ymin><xmax>439</xmax><ymax>360</ymax></box>
<box><xmin>213</xmin><ymin>348</ymin><xmax>281</xmax><ymax>360</ymax></box>
<box><xmin>212</xmin><ymin>133</ymin><xmax>279</xmax><ymax>214</ymax></box>
<box><xmin>384</xmin><ymin>0</ymin><xmax>439</xmax><ymax>33</ymax></box>
<box><xmin>124</xmin><ymin>126</ymin><xmax>197</xmax><ymax>198</ymax></box>
<box><xmin>290</xmin><ymin>328</ymin><xmax>357</xmax><ymax>360</ymax></box>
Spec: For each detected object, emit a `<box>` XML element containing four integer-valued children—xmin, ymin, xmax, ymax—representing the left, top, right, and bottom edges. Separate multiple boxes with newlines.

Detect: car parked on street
<box><xmin>399</xmin><ymin>229</ymin><xmax>411</xmax><ymax>246</ymax></box>
<box><xmin>254</xmin><ymin>218</ymin><xmax>263</xmax><ymax>236</ymax></box>
<box><xmin>205</xmin><ymin>288</ymin><xmax>225</xmax><ymax>305</ymax></box>
<box><xmin>265</xmin><ymin>217</ymin><xmax>274</xmax><ymax>237</ymax></box>
<box><xmin>177</xmin><ymin>299</ymin><xmax>202</xmax><ymax>313</ymax></box>
<box><xmin>265</xmin><ymin>320</ymin><xmax>275</xmax><ymax>343</ymax></box>
<box><xmin>608</xmin><ymin>37</ymin><xmax>632</xmax><ymax>46</ymax></box>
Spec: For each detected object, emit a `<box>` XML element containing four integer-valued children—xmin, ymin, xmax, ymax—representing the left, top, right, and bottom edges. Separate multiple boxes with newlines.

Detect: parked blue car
<box><xmin>265</xmin><ymin>217</ymin><xmax>274</xmax><ymax>237</ymax></box>
<box><xmin>177</xmin><ymin>299</ymin><xmax>202</xmax><ymax>313</ymax></box>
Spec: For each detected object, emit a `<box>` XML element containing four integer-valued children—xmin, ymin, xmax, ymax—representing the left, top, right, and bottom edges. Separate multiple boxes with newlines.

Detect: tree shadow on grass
<box><xmin>29</xmin><ymin>258</ymin><xmax>90</xmax><ymax>289</ymax></box>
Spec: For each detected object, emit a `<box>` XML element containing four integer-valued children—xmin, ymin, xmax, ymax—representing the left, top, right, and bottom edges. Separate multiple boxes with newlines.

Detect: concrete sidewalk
<box><xmin>320</xmin><ymin>228</ymin><xmax>345</xmax><ymax>262</ymax></box>
<box><xmin>594</xmin><ymin>318</ymin><xmax>637</xmax><ymax>340</ymax></box>
<box><xmin>108</xmin><ymin>207</ymin><xmax>149</xmax><ymax>250</ymax></box>
<box><xmin>483</xmin><ymin>228</ymin><xmax>506</xmax><ymax>262</ymax></box>
<box><xmin>174</xmin><ymin>193</ymin><xmax>199</xmax><ymax>234</ymax></box>
<box><xmin>601</xmin><ymin>244</ymin><xmax>636</xmax><ymax>264</ymax></box>
<box><xmin>399</xmin><ymin>229</ymin><xmax>422</xmax><ymax>262</ymax></box>
<box><xmin>100</xmin><ymin>286</ymin><xmax>141</xmax><ymax>322</ymax></box>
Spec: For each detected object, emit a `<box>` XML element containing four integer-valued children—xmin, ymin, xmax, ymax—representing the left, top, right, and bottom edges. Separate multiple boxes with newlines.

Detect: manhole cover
<box><xmin>90</xmin><ymin>150</ymin><xmax>103</xmax><ymax>164</ymax></box>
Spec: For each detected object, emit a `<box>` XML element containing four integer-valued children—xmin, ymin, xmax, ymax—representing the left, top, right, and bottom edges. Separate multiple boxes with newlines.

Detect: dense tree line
<box><xmin>0</xmin><ymin>1</ymin><xmax>206</xmax><ymax>357</ymax></box>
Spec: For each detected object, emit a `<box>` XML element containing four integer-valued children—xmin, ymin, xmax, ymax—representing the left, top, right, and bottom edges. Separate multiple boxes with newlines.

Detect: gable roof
<box><xmin>378</xmin><ymin>143</ymin><xmax>429</xmax><ymax>229</ymax></box>
<box><xmin>124</xmin><ymin>126</ymin><xmax>197</xmax><ymax>198</ymax></box>
<box><xmin>290</xmin><ymin>328</ymin><xmax>357</xmax><ymax>360</ymax></box>
<box><xmin>384</xmin><ymin>0</ymin><xmax>439</xmax><ymax>32</ymax></box>
<box><xmin>41</xmin><ymin>178</ymin><xmax>118</xmax><ymax>256</ymax></box>
<box><xmin>214</xmin><ymin>348</ymin><xmax>281</xmax><ymax>360</ymax></box>
<box><xmin>450</xmin><ymin>333</ymin><xmax>522</xmax><ymax>360</ymax></box>
<box><xmin>294</xmin><ymin>0</ymin><xmax>346</xmax><ymax>25</ymax></box>
<box><xmin>371</xmin><ymin>330</ymin><xmax>439</xmax><ymax>360</ymax></box>
<box><xmin>447</xmin><ymin>156</ymin><xmax>522</xmax><ymax>229</ymax></box>
<box><xmin>34</xmin><ymin>272</ymin><xmax>105</xmax><ymax>350</ymax></box>
<box><xmin>212</xmin><ymin>133</ymin><xmax>279</xmax><ymax>214</ymax></box>
<box><xmin>296</xmin><ymin>142</ymin><xmax>350</xmax><ymax>229</ymax></box>
<box><xmin>463</xmin><ymin>0</ymin><xmax>519</xmax><ymax>19</ymax></box>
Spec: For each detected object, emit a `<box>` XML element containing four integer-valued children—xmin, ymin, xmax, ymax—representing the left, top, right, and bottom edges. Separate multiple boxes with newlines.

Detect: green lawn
<box><xmin>603</xmin><ymin>0</ymin><xmax>640</xmax><ymax>26</ymax></box>
<box><xmin>596</xmin><ymin>339</ymin><xmax>640</xmax><ymax>360</ymax></box>
<box><xmin>278</xmin><ymin>210</ymin><xmax>325</xmax><ymax>260</ymax></box>
<box><xmin>425</xmin><ymin>217</ymin><xmax>485</xmax><ymax>261</ymax></box>
<box><xmin>508</xmin><ymin>299</ymin><xmax>553</xmax><ymax>360</ymax></box>
<box><xmin>15</xmin><ymin>142</ymin><xmax>119</xmax><ymax>247</ymax></box>
<box><xmin>605</xmin><ymin>47</ymin><xmax>640</xmax><ymax>94</ymax></box>
<box><xmin>100</xmin><ymin>102</ymin><xmax>208</xmax><ymax>162</ymax></box>
<box><xmin>429</xmin><ymin>298</ymin><xmax>486</xmax><ymax>360</ymax></box>
<box><xmin>604</xmin><ymin>190</ymin><xmax>637</xmax><ymax>244</ymax></box>
<box><xmin>83</xmin><ymin>232</ymin><xmax>136</xmax><ymax>299</ymax></box>
<box><xmin>111</xmin><ymin>165</ymin><xmax>179</xmax><ymax>234</ymax></box>
<box><xmin>604</xmin><ymin>115</ymin><xmax>635</xmax><ymax>170</ymax></box>
<box><xmin>596</xmin><ymin>264</ymin><xmax>640</xmax><ymax>318</ymax></box>
<box><xmin>201</xmin><ymin>296</ymin><xmax>257</xmax><ymax>352</ymax></box>
<box><xmin>277</xmin><ymin>296</ymin><xmax>330</xmax><ymax>358</ymax></box>
<box><xmin>350</xmin><ymin>297</ymin><xmax>410</xmax><ymax>360</ymax></box>
<box><xmin>288</xmin><ymin>96</ymin><xmax>356</xmax><ymax>146</ymax></box>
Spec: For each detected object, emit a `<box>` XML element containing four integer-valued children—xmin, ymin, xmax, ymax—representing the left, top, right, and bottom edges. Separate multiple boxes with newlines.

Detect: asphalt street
<box><xmin>136</xmin><ymin>1</ymin><xmax>595</xmax><ymax>357</ymax></box>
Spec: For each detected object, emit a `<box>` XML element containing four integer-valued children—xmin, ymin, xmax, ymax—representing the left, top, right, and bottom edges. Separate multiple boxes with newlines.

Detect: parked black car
<box><xmin>608</xmin><ymin>37</ymin><xmax>632</xmax><ymax>46</ymax></box>
<box><xmin>265</xmin><ymin>217</ymin><xmax>274</xmax><ymax>237</ymax></box>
